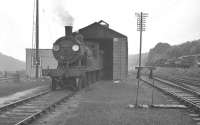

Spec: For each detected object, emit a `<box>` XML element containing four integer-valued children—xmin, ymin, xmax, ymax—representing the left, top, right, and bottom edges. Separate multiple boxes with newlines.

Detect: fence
<box><xmin>0</xmin><ymin>73</ymin><xmax>20</xmax><ymax>82</ymax></box>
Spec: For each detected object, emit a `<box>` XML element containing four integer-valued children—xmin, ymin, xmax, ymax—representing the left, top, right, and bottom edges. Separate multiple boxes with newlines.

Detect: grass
<box><xmin>0</xmin><ymin>78</ymin><xmax>50</xmax><ymax>97</ymax></box>
<box><xmin>63</xmin><ymin>76</ymin><xmax>195</xmax><ymax>125</ymax></box>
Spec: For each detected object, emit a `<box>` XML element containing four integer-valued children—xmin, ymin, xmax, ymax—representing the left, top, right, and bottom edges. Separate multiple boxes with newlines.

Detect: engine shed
<box><xmin>79</xmin><ymin>20</ymin><xmax>128</xmax><ymax>80</ymax></box>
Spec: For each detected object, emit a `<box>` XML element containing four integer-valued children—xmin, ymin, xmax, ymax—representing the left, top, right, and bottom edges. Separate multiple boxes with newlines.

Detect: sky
<box><xmin>0</xmin><ymin>0</ymin><xmax>200</xmax><ymax>61</ymax></box>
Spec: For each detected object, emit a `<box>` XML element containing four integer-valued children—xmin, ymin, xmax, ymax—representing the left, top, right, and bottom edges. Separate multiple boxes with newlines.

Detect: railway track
<box><xmin>141</xmin><ymin>76</ymin><xmax>200</xmax><ymax>113</ymax></box>
<box><xmin>155</xmin><ymin>73</ymin><xmax>200</xmax><ymax>86</ymax></box>
<box><xmin>154</xmin><ymin>74</ymin><xmax>200</xmax><ymax>92</ymax></box>
<box><xmin>0</xmin><ymin>89</ymin><xmax>75</xmax><ymax>125</ymax></box>
<box><xmin>132</xmin><ymin>69</ymin><xmax>200</xmax><ymax>92</ymax></box>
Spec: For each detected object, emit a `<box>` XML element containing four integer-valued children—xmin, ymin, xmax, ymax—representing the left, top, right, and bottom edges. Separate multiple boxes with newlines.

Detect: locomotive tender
<box><xmin>43</xmin><ymin>26</ymin><xmax>103</xmax><ymax>90</ymax></box>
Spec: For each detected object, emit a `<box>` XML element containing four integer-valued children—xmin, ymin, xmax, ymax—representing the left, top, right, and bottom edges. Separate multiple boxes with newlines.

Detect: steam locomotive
<box><xmin>43</xmin><ymin>26</ymin><xmax>103</xmax><ymax>90</ymax></box>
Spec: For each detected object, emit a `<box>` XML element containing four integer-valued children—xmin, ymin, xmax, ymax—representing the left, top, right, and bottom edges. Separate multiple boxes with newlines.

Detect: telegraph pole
<box><xmin>35</xmin><ymin>0</ymin><xmax>39</xmax><ymax>79</ymax></box>
<box><xmin>135</xmin><ymin>12</ymin><xmax>148</xmax><ymax>107</ymax></box>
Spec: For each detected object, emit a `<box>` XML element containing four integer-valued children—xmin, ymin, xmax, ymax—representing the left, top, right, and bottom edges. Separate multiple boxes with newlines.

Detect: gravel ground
<box><xmin>32</xmin><ymin>75</ymin><xmax>196</xmax><ymax>125</ymax></box>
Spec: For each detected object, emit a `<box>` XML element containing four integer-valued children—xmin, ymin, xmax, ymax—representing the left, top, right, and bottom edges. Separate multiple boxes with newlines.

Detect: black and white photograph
<box><xmin>0</xmin><ymin>0</ymin><xmax>199</xmax><ymax>124</ymax></box>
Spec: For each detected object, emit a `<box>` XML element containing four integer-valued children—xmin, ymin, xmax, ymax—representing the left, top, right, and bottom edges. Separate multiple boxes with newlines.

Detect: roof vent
<box><xmin>98</xmin><ymin>20</ymin><xmax>109</xmax><ymax>28</ymax></box>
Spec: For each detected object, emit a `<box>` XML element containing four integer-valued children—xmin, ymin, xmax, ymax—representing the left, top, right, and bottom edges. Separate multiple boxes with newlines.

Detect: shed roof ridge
<box><xmin>79</xmin><ymin>20</ymin><xmax>127</xmax><ymax>38</ymax></box>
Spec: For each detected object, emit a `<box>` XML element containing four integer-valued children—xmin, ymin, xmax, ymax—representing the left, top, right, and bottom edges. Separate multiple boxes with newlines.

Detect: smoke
<box><xmin>53</xmin><ymin>0</ymin><xmax>74</xmax><ymax>26</ymax></box>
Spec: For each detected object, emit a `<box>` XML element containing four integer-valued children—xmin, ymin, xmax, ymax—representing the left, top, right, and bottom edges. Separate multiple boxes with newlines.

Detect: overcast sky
<box><xmin>0</xmin><ymin>0</ymin><xmax>200</xmax><ymax>61</ymax></box>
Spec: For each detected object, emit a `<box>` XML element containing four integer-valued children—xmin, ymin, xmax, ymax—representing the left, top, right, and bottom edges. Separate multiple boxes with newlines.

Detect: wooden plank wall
<box><xmin>113</xmin><ymin>38</ymin><xmax>128</xmax><ymax>80</ymax></box>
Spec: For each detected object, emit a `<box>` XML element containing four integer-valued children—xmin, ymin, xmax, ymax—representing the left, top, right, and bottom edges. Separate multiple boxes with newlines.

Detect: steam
<box><xmin>53</xmin><ymin>0</ymin><xmax>74</xmax><ymax>26</ymax></box>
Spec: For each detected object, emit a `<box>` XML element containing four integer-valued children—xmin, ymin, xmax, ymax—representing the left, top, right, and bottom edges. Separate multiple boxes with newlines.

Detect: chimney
<box><xmin>65</xmin><ymin>26</ymin><xmax>72</xmax><ymax>37</ymax></box>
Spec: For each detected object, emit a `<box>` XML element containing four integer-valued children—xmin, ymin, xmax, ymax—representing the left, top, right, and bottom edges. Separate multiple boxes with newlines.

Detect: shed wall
<box><xmin>26</xmin><ymin>49</ymin><xmax>57</xmax><ymax>78</ymax></box>
<box><xmin>113</xmin><ymin>38</ymin><xmax>128</xmax><ymax>80</ymax></box>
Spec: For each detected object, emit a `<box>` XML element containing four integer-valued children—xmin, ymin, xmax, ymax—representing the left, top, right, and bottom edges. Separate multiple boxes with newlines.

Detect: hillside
<box><xmin>128</xmin><ymin>53</ymin><xmax>148</xmax><ymax>69</ymax></box>
<box><xmin>0</xmin><ymin>52</ymin><xmax>25</xmax><ymax>71</ymax></box>
<box><xmin>146</xmin><ymin>39</ymin><xmax>200</xmax><ymax>66</ymax></box>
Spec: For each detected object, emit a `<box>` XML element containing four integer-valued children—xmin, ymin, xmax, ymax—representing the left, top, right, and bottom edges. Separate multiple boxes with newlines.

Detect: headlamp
<box><xmin>72</xmin><ymin>44</ymin><xmax>80</xmax><ymax>52</ymax></box>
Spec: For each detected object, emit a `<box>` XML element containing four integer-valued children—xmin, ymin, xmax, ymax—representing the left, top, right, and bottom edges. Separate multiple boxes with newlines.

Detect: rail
<box><xmin>0</xmin><ymin>89</ymin><xmax>76</xmax><ymax>125</ymax></box>
<box><xmin>0</xmin><ymin>90</ymin><xmax>49</xmax><ymax>112</ymax></box>
<box><xmin>141</xmin><ymin>76</ymin><xmax>200</xmax><ymax>113</ymax></box>
<box><xmin>15</xmin><ymin>92</ymin><xmax>75</xmax><ymax>125</ymax></box>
